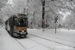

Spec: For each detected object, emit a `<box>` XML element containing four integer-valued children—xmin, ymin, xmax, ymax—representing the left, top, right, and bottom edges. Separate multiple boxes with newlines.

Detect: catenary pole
<box><xmin>42</xmin><ymin>0</ymin><xmax>45</xmax><ymax>32</ymax></box>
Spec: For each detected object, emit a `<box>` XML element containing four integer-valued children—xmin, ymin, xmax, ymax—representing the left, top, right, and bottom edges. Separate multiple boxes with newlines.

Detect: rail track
<box><xmin>29</xmin><ymin>33</ymin><xmax>75</xmax><ymax>49</ymax></box>
<box><xmin>14</xmin><ymin>37</ymin><xmax>54</xmax><ymax>50</ymax></box>
<box><xmin>14</xmin><ymin>38</ymin><xmax>27</xmax><ymax>50</ymax></box>
<box><xmin>10</xmin><ymin>33</ymin><xmax>75</xmax><ymax>50</ymax></box>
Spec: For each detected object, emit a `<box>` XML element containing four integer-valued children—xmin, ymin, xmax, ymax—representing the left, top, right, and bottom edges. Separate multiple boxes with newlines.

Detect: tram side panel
<box><xmin>5</xmin><ymin>17</ymin><xmax>13</xmax><ymax>36</ymax></box>
<box><xmin>9</xmin><ymin>17</ymin><xmax>14</xmax><ymax>36</ymax></box>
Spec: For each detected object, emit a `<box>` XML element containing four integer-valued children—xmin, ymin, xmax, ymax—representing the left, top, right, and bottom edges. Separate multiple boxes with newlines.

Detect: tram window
<box><xmin>20</xmin><ymin>19</ymin><xmax>24</xmax><ymax>23</ymax></box>
<box><xmin>14</xmin><ymin>18</ymin><xmax>19</xmax><ymax>25</ymax></box>
<box><xmin>14</xmin><ymin>17</ymin><xmax>27</xmax><ymax>26</ymax></box>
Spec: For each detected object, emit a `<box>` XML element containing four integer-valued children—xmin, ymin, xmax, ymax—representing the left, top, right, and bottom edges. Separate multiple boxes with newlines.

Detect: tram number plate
<box><xmin>22</xmin><ymin>30</ymin><xmax>24</xmax><ymax>32</ymax></box>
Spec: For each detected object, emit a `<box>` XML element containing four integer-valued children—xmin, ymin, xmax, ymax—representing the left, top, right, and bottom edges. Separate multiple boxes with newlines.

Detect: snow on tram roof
<box><xmin>11</xmin><ymin>14</ymin><xmax>27</xmax><ymax>18</ymax></box>
<box><xmin>17</xmin><ymin>14</ymin><xmax>27</xmax><ymax>18</ymax></box>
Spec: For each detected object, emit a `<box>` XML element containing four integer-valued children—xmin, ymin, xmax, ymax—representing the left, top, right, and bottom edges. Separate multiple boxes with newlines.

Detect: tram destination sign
<box><xmin>18</xmin><ymin>14</ymin><xmax>26</xmax><ymax>16</ymax></box>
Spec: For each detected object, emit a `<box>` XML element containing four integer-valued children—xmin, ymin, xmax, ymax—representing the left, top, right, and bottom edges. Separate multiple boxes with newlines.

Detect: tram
<box><xmin>5</xmin><ymin>14</ymin><xmax>28</xmax><ymax>37</ymax></box>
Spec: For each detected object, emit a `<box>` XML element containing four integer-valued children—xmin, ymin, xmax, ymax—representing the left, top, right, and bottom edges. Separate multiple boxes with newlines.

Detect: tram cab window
<box><xmin>14</xmin><ymin>17</ymin><xmax>27</xmax><ymax>27</ymax></box>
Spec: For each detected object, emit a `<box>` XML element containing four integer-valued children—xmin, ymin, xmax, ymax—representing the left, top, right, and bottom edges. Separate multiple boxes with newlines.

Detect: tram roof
<box><xmin>10</xmin><ymin>14</ymin><xmax>27</xmax><ymax>18</ymax></box>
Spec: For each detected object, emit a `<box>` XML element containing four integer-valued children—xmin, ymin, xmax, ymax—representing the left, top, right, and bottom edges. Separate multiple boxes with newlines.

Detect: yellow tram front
<box><xmin>13</xmin><ymin>14</ymin><xmax>28</xmax><ymax>37</ymax></box>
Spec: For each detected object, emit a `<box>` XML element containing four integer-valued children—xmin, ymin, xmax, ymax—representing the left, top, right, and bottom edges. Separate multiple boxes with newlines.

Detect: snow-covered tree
<box><xmin>1</xmin><ymin>0</ymin><xmax>75</xmax><ymax>29</ymax></box>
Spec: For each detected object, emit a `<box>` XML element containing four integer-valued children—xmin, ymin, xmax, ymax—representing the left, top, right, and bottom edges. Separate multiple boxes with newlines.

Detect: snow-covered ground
<box><xmin>0</xmin><ymin>27</ymin><xmax>75</xmax><ymax>50</ymax></box>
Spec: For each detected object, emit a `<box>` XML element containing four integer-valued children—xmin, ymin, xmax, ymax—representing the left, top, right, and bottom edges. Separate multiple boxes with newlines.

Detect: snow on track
<box><xmin>0</xmin><ymin>27</ymin><xmax>25</xmax><ymax>50</ymax></box>
<box><xmin>0</xmin><ymin>27</ymin><xmax>52</xmax><ymax>50</ymax></box>
<box><xmin>0</xmin><ymin>27</ymin><xmax>75</xmax><ymax>50</ymax></box>
<box><xmin>16</xmin><ymin>37</ymin><xmax>52</xmax><ymax>50</ymax></box>
<box><xmin>28</xmin><ymin>34</ymin><xmax>74</xmax><ymax>50</ymax></box>
<box><xmin>28</xmin><ymin>29</ymin><xmax>75</xmax><ymax>50</ymax></box>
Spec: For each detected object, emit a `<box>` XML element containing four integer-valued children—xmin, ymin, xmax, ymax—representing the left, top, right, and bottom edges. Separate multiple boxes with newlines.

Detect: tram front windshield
<box><xmin>15</xmin><ymin>17</ymin><xmax>27</xmax><ymax>27</ymax></box>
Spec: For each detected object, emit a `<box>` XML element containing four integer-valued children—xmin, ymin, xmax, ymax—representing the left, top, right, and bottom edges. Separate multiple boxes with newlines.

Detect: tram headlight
<box><xmin>19</xmin><ymin>30</ymin><xmax>26</xmax><ymax>32</ymax></box>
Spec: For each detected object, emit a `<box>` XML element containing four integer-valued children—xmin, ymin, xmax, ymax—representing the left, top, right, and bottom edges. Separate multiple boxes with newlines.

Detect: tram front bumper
<box><xmin>13</xmin><ymin>32</ymin><xmax>27</xmax><ymax>37</ymax></box>
<box><xmin>17</xmin><ymin>32</ymin><xmax>28</xmax><ymax>37</ymax></box>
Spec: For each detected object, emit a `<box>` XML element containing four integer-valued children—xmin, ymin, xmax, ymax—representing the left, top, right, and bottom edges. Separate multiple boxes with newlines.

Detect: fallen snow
<box><xmin>0</xmin><ymin>27</ymin><xmax>75</xmax><ymax>50</ymax></box>
<box><xmin>28</xmin><ymin>28</ymin><xmax>75</xmax><ymax>50</ymax></box>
